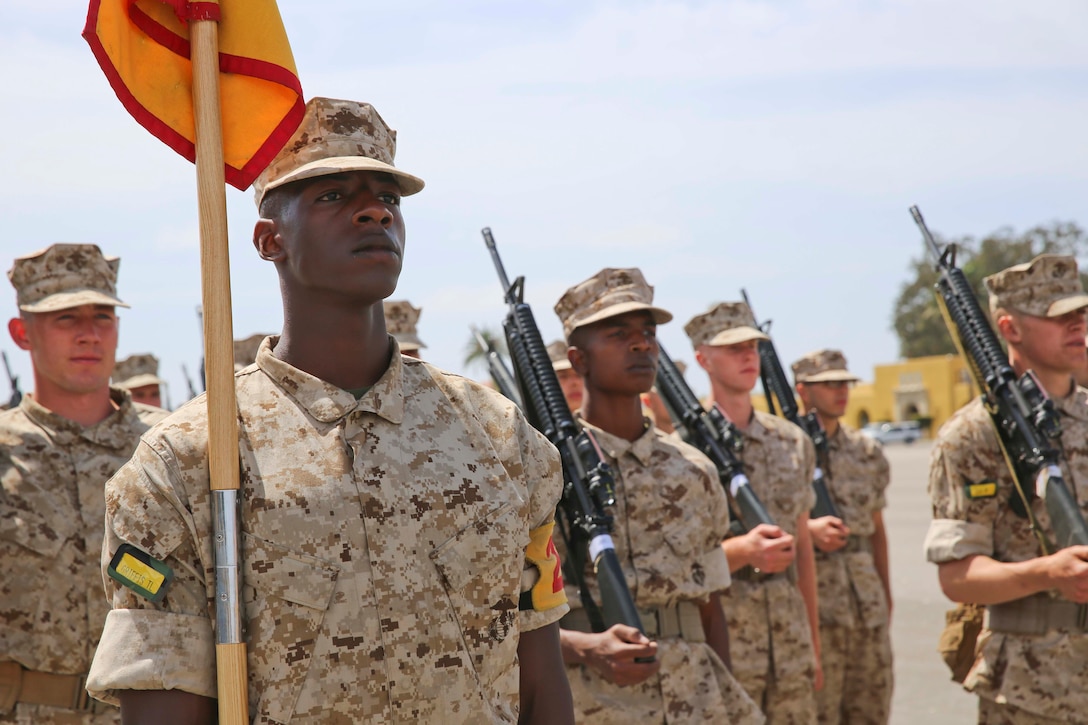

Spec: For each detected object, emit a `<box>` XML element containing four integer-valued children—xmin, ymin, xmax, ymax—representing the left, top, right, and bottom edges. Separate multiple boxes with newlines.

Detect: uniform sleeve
<box><xmin>869</xmin><ymin>440</ymin><xmax>892</xmax><ymax>511</ymax></box>
<box><xmin>86</xmin><ymin>438</ymin><xmax>217</xmax><ymax>705</ymax></box>
<box><xmin>512</xmin><ymin>410</ymin><xmax>570</xmax><ymax>631</ymax></box>
<box><xmin>924</xmin><ymin>412</ymin><xmax>1000</xmax><ymax>564</ymax></box>
<box><xmin>692</xmin><ymin>453</ymin><xmax>732</xmax><ymax>592</ymax></box>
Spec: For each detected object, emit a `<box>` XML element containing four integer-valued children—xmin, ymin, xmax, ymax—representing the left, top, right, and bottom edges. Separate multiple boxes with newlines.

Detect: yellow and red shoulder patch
<box><xmin>522</xmin><ymin>522</ymin><xmax>567</xmax><ymax>612</ymax></box>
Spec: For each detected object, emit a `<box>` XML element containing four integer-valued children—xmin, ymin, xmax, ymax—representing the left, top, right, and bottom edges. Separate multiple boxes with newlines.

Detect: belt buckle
<box><xmin>637</xmin><ymin>608</ymin><xmax>660</xmax><ymax>638</ymax></box>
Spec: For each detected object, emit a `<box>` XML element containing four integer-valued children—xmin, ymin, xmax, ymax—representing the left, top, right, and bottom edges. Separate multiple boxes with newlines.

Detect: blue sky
<box><xmin>2</xmin><ymin>1</ymin><xmax>1086</xmax><ymax>405</ymax></box>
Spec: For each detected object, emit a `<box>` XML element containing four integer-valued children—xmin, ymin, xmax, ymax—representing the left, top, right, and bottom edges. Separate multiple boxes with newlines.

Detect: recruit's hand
<box><xmin>808</xmin><ymin>516</ymin><xmax>850</xmax><ymax>553</ymax></box>
<box><xmin>1046</xmin><ymin>545</ymin><xmax>1088</xmax><ymax>603</ymax></box>
<box><xmin>744</xmin><ymin>524</ymin><xmax>796</xmax><ymax>573</ymax></box>
<box><xmin>570</xmin><ymin>625</ymin><xmax>660</xmax><ymax>686</ymax></box>
<box><xmin>814</xmin><ymin>660</ymin><xmax>825</xmax><ymax>691</ymax></box>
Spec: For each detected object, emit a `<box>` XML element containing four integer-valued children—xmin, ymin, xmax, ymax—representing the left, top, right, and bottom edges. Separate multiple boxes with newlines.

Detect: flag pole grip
<box><xmin>191</xmin><ymin>8</ymin><xmax>249</xmax><ymax>724</ymax></box>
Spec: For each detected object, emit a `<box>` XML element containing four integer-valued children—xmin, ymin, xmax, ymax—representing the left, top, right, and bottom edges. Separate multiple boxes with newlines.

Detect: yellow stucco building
<box><xmin>844</xmin><ymin>354</ymin><xmax>973</xmax><ymax>436</ymax></box>
<box><xmin>752</xmin><ymin>354</ymin><xmax>975</xmax><ymax>438</ymax></box>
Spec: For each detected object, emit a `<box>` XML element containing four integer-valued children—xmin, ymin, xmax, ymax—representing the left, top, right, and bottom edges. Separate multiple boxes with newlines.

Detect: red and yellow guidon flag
<box><xmin>83</xmin><ymin>0</ymin><xmax>304</xmax><ymax>190</ymax></box>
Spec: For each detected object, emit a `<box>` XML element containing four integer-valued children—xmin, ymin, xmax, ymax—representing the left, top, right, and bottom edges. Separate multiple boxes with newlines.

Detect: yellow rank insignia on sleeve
<box><xmin>522</xmin><ymin>522</ymin><xmax>567</xmax><ymax>612</ymax></box>
<box><xmin>107</xmin><ymin>543</ymin><xmax>173</xmax><ymax>603</ymax></box>
<box><xmin>965</xmin><ymin>480</ymin><xmax>998</xmax><ymax>499</ymax></box>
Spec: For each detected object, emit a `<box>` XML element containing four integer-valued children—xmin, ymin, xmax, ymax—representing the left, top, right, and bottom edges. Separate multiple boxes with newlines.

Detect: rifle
<box><xmin>470</xmin><ymin>326</ymin><xmax>524</xmax><ymax>409</ymax></box>
<box><xmin>482</xmin><ymin>227</ymin><xmax>651</xmax><ymax>650</ymax></box>
<box><xmin>742</xmin><ymin>290</ymin><xmax>840</xmax><ymax>521</ymax></box>
<box><xmin>181</xmin><ymin>363</ymin><xmax>199</xmax><ymax>401</ymax></box>
<box><xmin>195</xmin><ymin>306</ymin><xmax>207</xmax><ymax>393</ymax></box>
<box><xmin>911</xmin><ymin>205</ymin><xmax>1088</xmax><ymax>551</ymax></box>
<box><xmin>2</xmin><ymin>351</ymin><xmax>22</xmax><ymax>408</ymax></box>
<box><xmin>654</xmin><ymin>343</ymin><xmax>776</xmax><ymax>534</ymax></box>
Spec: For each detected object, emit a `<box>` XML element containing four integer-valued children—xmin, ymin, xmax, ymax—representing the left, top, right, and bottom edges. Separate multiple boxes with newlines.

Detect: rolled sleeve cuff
<box><xmin>87</xmin><ymin>609</ymin><xmax>216</xmax><ymax>705</ymax></box>
<box><xmin>519</xmin><ymin>601</ymin><xmax>570</xmax><ymax>632</ymax></box>
<box><xmin>699</xmin><ymin>545</ymin><xmax>732</xmax><ymax>592</ymax></box>
<box><xmin>924</xmin><ymin>518</ymin><xmax>992</xmax><ymax>564</ymax></box>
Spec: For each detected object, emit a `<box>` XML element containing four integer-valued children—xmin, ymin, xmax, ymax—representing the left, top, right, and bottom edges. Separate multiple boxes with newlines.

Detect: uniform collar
<box><xmin>828</xmin><ymin>423</ymin><xmax>846</xmax><ymax>449</ymax></box>
<box><xmin>256</xmin><ymin>335</ymin><xmax>406</xmax><ymax>426</ymax></box>
<box><xmin>20</xmin><ymin>387</ymin><xmax>142</xmax><ymax>449</ymax></box>
<box><xmin>576</xmin><ymin>414</ymin><xmax>657</xmax><ymax>466</ymax></box>
<box><xmin>743</xmin><ymin>409</ymin><xmax>769</xmax><ymax>443</ymax></box>
<box><xmin>1056</xmin><ymin>384</ymin><xmax>1088</xmax><ymax>423</ymax></box>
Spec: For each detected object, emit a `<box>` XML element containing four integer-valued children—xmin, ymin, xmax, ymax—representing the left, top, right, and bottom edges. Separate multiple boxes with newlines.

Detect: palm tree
<box><xmin>464</xmin><ymin>325</ymin><xmax>507</xmax><ymax>376</ymax></box>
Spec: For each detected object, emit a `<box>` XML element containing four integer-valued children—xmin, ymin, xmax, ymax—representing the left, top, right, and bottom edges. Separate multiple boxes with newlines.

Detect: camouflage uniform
<box><xmin>927</xmin><ymin>395</ymin><xmax>1088</xmax><ymax>723</ymax></box>
<box><xmin>727</xmin><ymin>412</ymin><xmax>819</xmax><ymax>724</ymax></box>
<box><xmin>813</xmin><ymin>425</ymin><xmax>893</xmax><ymax>724</ymax></box>
<box><xmin>792</xmin><ymin>349</ymin><xmax>893</xmax><ymax>725</ymax></box>
<box><xmin>87</xmin><ymin>338</ymin><xmax>568</xmax><ymax>724</ymax></box>
<box><xmin>552</xmin><ymin>268</ymin><xmax>761</xmax><ymax>724</ymax></box>
<box><xmin>925</xmin><ymin>254</ymin><xmax>1088</xmax><ymax>724</ymax></box>
<box><xmin>0</xmin><ymin>393</ymin><xmax>165</xmax><ymax>725</ymax></box>
<box><xmin>685</xmin><ymin>302</ymin><xmax>819</xmax><ymax>725</ymax></box>
<box><xmin>1</xmin><ymin>245</ymin><xmax>166</xmax><ymax>725</ymax></box>
<box><xmin>559</xmin><ymin>419</ymin><xmax>763</xmax><ymax>725</ymax></box>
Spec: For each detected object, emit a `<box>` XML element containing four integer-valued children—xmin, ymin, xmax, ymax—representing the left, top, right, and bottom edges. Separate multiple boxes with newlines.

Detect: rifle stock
<box><xmin>654</xmin><ymin>344</ymin><xmax>775</xmax><ymax>533</ymax></box>
<box><xmin>482</xmin><ymin>228</ymin><xmax>649</xmax><ymax>647</ymax></box>
<box><xmin>911</xmin><ymin>205</ymin><xmax>1088</xmax><ymax>551</ymax></box>
<box><xmin>742</xmin><ymin>290</ymin><xmax>841</xmax><ymax>521</ymax></box>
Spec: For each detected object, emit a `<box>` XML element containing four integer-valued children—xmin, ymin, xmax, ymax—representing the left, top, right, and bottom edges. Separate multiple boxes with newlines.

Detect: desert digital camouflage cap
<box><xmin>984</xmin><ymin>254</ymin><xmax>1088</xmax><ymax>318</ymax></box>
<box><xmin>684</xmin><ymin>301</ymin><xmax>768</xmax><ymax>349</ymax></box>
<box><xmin>253</xmin><ymin>97</ymin><xmax>425</xmax><ymax>207</ymax></box>
<box><xmin>547</xmin><ymin>340</ymin><xmax>572</xmax><ymax>372</ymax></box>
<box><xmin>384</xmin><ymin>300</ymin><xmax>426</xmax><ymax>352</ymax></box>
<box><xmin>791</xmin><ymin>349</ymin><xmax>859</xmax><ymax>384</ymax></box>
<box><xmin>234</xmin><ymin>333</ymin><xmax>271</xmax><ymax>371</ymax></box>
<box><xmin>113</xmin><ymin>353</ymin><xmax>165</xmax><ymax>390</ymax></box>
<box><xmin>8</xmin><ymin>243</ymin><xmax>129</xmax><ymax>313</ymax></box>
<box><xmin>554</xmin><ymin>268</ymin><xmax>672</xmax><ymax>339</ymax></box>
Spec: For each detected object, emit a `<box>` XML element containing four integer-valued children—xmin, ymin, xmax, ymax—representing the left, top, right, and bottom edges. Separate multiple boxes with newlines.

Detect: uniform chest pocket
<box><xmin>769</xmin><ymin>453</ymin><xmax>807</xmax><ymax>524</ymax></box>
<box><xmin>429</xmin><ymin>502</ymin><xmax>526</xmax><ymax>687</ymax></box>
<box><xmin>663</xmin><ymin>521</ymin><xmax>696</xmax><ymax>557</ymax></box>
<box><xmin>241</xmin><ymin>533</ymin><xmax>339</xmax><ymax>724</ymax></box>
<box><xmin>0</xmin><ymin>502</ymin><xmax>74</xmax><ymax>558</ymax></box>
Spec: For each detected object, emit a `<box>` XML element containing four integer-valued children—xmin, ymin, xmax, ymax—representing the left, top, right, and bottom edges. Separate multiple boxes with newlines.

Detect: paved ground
<box><xmin>883</xmin><ymin>439</ymin><xmax>977</xmax><ymax>724</ymax></box>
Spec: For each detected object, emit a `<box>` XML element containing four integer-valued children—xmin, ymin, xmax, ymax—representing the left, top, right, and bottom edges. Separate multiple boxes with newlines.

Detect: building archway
<box><xmin>857</xmin><ymin>410</ymin><xmax>870</xmax><ymax>428</ymax></box>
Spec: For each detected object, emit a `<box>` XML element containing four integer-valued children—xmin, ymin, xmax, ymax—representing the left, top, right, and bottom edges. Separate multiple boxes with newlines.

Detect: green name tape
<box><xmin>107</xmin><ymin>543</ymin><xmax>173</xmax><ymax>603</ymax></box>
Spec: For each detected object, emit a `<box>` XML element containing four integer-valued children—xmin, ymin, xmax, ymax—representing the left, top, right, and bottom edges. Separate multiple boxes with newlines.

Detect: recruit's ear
<box><xmin>8</xmin><ymin>317</ymin><xmax>30</xmax><ymax>351</ymax></box>
<box><xmin>694</xmin><ymin>347</ymin><xmax>711</xmax><ymax>372</ymax></box>
<box><xmin>253</xmin><ymin>219</ymin><xmax>286</xmax><ymax>262</ymax></box>
<box><xmin>995</xmin><ymin>310</ymin><xmax>1021</xmax><ymax>344</ymax></box>
<box><xmin>795</xmin><ymin>381</ymin><xmax>812</xmax><ymax>408</ymax></box>
<box><xmin>569</xmin><ymin>347</ymin><xmax>588</xmax><ymax>378</ymax></box>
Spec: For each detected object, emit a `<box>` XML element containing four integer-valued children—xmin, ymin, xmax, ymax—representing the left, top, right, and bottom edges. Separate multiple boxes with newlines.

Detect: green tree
<box><xmin>893</xmin><ymin>221</ymin><xmax>1088</xmax><ymax>358</ymax></box>
<box><xmin>463</xmin><ymin>325</ymin><xmax>508</xmax><ymax>376</ymax></box>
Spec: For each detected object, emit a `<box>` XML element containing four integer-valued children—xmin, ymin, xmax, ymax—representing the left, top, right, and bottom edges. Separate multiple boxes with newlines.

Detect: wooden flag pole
<box><xmin>190</xmin><ymin>4</ymin><xmax>250</xmax><ymax>724</ymax></box>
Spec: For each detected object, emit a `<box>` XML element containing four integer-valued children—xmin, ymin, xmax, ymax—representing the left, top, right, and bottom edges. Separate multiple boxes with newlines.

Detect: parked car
<box><xmin>860</xmin><ymin>420</ymin><xmax>922</xmax><ymax>445</ymax></box>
